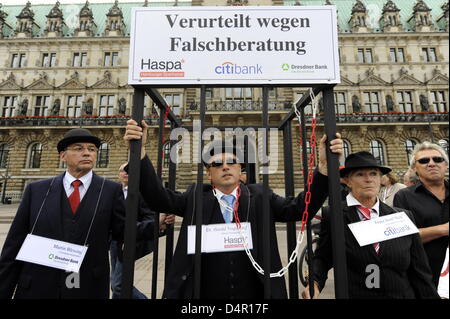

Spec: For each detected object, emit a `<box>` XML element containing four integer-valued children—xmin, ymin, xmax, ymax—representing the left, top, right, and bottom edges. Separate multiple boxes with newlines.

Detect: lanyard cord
<box><xmin>30</xmin><ymin>178</ymin><xmax>56</xmax><ymax>234</ymax></box>
<box><xmin>212</xmin><ymin>184</ymin><xmax>306</xmax><ymax>278</ymax></box>
<box><xmin>30</xmin><ymin>176</ymin><xmax>106</xmax><ymax>248</ymax></box>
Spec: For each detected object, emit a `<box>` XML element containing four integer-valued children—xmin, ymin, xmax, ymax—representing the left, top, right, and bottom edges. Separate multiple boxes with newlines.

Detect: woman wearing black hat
<box><xmin>303</xmin><ymin>151</ymin><xmax>439</xmax><ymax>299</ymax></box>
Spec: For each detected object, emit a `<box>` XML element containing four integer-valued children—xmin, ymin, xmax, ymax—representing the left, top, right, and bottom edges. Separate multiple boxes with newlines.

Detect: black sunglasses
<box><xmin>208</xmin><ymin>158</ymin><xmax>239</xmax><ymax>168</ymax></box>
<box><xmin>417</xmin><ymin>156</ymin><xmax>445</xmax><ymax>164</ymax></box>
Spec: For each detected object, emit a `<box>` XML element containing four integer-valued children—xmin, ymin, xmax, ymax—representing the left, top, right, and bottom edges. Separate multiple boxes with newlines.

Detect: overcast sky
<box><xmin>1</xmin><ymin>0</ymin><xmax>189</xmax><ymax>5</ymax></box>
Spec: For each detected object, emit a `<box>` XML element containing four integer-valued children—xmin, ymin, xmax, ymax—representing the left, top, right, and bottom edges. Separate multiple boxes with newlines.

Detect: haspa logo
<box><xmin>140</xmin><ymin>59</ymin><xmax>185</xmax><ymax>78</ymax></box>
<box><xmin>214</xmin><ymin>62</ymin><xmax>262</xmax><ymax>75</ymax></box>
<box><xmin>140</xmin><ymin>59</ymin><xmax>184</xmax><ymax>72</ymax></box>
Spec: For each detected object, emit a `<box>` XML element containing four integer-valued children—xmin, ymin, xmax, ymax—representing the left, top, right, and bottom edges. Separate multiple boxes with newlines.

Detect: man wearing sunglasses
<box><xmin>124</xmin><ymin>119</ymin><xmax>343</xmax><ymax>299</ymax></box>
<box><xmin>394</xmin><ymin>141</ymin><xmax>449</xmax><ymax>287</ymax></box>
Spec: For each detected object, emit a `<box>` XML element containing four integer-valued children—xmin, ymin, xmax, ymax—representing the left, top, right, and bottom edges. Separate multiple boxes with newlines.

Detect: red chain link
<box><xmin>300</xmin><ymin>117</ymin><xmax>318</xmax><ymax>232</ymax></box>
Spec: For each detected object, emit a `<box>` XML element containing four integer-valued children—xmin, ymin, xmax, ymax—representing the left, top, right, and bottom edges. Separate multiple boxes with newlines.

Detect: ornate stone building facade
<box><xmin>0</xmin><ymin>0</ymin><xmax>448</xmax><ymax>202</ymax></box>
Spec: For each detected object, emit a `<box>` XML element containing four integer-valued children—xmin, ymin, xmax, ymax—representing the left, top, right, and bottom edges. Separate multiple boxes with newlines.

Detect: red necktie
<box><xmin>68</xmin><ymin>180</ymin><xmax>82</xmax><ymax>214</ymax></box>
<box><xmin>357</xmin><ymin>205</ymin><xmax>380</xmax><ymax>254</ymax></box>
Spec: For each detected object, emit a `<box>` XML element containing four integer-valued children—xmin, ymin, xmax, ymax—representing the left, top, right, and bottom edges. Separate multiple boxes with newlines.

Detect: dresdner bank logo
<box><xmin>215</xmin><ymin>62</ymin><xmax>262</xmax><ymax>75</ymax></box>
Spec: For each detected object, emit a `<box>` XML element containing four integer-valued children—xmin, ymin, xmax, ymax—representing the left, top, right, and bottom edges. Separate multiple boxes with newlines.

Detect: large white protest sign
<box><xmin>129</xmin><ymin>6</ymin><xmax>340</xmax><ymax>85</ymax></box>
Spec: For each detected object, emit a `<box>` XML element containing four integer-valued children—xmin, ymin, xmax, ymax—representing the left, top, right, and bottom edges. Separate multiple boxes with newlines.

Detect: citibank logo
<box><xmin>384</xmin><ymin>225</ymin><xmax>411</xmax><ymax>236</ymax></box>
<box><xmin>214</xmin><ymin>62</ymin><xmax>262</xmax><ymax>75</ymax></box>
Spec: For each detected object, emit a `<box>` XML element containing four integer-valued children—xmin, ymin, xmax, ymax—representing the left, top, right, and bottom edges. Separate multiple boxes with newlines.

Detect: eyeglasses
<box><xmin>207</xmin><ymin>158</ymin><xmax>239</xmax><ymax>168</ymax></box>
<box><xmin>416</xmin><ymin>156</ymin><xmax>445</xmax><ymax>165</ymax></box>
<box><xmin>66</xmin><ymin>146</ymin><xmax>98</xmax><ymax>153</ymax></box>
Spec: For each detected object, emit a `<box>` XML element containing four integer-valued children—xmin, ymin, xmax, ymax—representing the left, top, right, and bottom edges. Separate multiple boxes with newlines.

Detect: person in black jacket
<box><xmin>303</xmin><ymin>151</ymin><xmax>439</xmax><ymax>299</ymax></box>
<box><xmin>124</xmin><ymin>119</ymin><xmax>343</xmax><ymax>299</ymax></box>
<box><xmin>0</xmin><ymin>128</ymin><xmax>154</xmax><ymax>299</ymax></box>
<box><xmin>394</xmin><ymin>141</ymin><xmax>449</xmax><ymax>287</ymax></box>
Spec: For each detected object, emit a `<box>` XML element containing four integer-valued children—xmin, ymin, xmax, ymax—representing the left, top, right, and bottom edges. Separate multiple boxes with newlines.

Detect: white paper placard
<box><xmin>348</xmin><ymin>212</ymin><xmax>419</xmax><ymax>247</ymax></box>
<box><xmin>187</xmin><ymin>222</ymin><xmax>253</xmax><ymax>254</ymax></box>
<box><xmin>16</xmin><ymin>234</ymin><xmax>88</xmax><ymax>273</ymax></box>
<box><xmin>129</xmin><ymin>6</ymin><xmax>340</xmax><ymax>85</ymax></box>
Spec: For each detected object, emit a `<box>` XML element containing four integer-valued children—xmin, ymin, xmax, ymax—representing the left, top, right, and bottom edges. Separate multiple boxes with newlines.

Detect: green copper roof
<box><xmin>283</xmin><ymin>0</ymin><xmax>448</xmax><ymax>32</ymax></box>
<box><xmin>0</xmin><ymin>0</ymin><xmax>447</xmax><ymax>38</ymax></box>
<box><xmin>0</xmin><ymin>1</ymin><xmax>192</xmax><ymax>37</ymax></box>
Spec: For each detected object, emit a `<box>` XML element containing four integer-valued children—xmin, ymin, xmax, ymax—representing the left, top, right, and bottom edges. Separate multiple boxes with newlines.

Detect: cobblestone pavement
<box><xmin>0</xmin><ymin>203</ymin><xmax>335</xmax><ymax>299</ymax></box>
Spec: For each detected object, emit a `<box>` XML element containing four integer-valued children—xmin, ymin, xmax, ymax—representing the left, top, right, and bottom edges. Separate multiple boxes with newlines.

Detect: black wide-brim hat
<box><xmin>340</xmin><ymin>151</ymin><xmax>391</xmax><ymax>177</ymax></box>
<box><xmin>202</xmin><ymin>139</ymin><xmax>245</xmax><ymax>167</ymax></box>
<box><xmin>57</xmin><ymin>128</ymin><xmax>101</xmax><ymax>153</ymax></box>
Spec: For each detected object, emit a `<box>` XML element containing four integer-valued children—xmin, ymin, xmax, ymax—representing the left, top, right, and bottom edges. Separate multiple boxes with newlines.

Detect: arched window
<box><xmin>0</xmin><ymin>143</ymin><xmax>9</xmax><ymax>169</ymax></box>
<box><xmin>27</xmin><ymin>143</ymin><xmax>42</xmax><ymax>169</ymax></box>
<box><xmin>96</xmin><ymin>142</ymin><xmax>109</xmax><ymax>168</ymax></box>
<box><xmin>163</xmin><ymin>141</ymin><xmax>171</xmax><ymax>169</ymax></box>
<box><xmin>343</xmin><ymin>140</ymin><xmax>351</xmax><ymax>160</ymax></box>
<box><xmin>369</xmin><ymin>140</ymin><xmax>386</xmax><ymax>166</ymax></box>
<box><xmin>404</xmin><ymin>139</ymin><xmax>417</xmax><ymax>165</ymax></box>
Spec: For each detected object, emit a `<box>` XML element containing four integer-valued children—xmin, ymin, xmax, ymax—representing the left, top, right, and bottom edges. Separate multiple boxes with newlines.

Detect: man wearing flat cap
<box><xmin>303</xmin><ymin>151</ymin><xmax>438</xmax><ymax>299</ymax></box>
<box><xmin>124</xmin><ymin>119</ymin><xmax>344</xmax><ymax>299</ymax></box>
<box><xmin>0</xmin><ymin>128</ymin><xmax>154</xmax><ymax>299</ymax></box>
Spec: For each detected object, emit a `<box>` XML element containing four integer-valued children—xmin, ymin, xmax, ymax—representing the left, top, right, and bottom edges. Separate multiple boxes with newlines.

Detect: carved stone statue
<box><xmin>352</xmin><ymin>95</ymin><xmax>361</xmax><ymax>113</ymax></box>
<box><xmin>118</xmin><ymin>98</ymin><xmax>126</xmax><ymax>114</ymax></box>
<box><xmin>18</xmin><ymin>98</ymin><xmax>28</xmax><ymax>116</ymax></box>
<box><xmin>386</xmin><ymin>95</ymin><xmax>395</xmax><ymax>112</ymax></box>
<box><xmin>419</xmin><ymin>94</ymin><xmax>429</xmax><ymax>111</ymax></box>
<box><xmin>318</xmin><ymin>97</ymin><xmax>324</xmax><ymax>113</ymax></box>
<box><xmin>51</xmin><ymin>99</ymin><xmax>61</xmax><ymax>115</ymax></box>
<box><xmin>84</xmin><ymin>99</ymin><xmax>93</xmax><ymax>115</ymax></box>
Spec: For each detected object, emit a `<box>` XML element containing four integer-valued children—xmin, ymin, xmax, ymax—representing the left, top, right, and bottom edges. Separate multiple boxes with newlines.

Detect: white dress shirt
<box><xmin>346</xmin><ymin>193</ymin><xmax>380</xmax><ymax>220</ymax></box>
<box><xmin>63</xmin><ymin>170</ymin><xmax>93</xmax><ymax>201</ymax></box>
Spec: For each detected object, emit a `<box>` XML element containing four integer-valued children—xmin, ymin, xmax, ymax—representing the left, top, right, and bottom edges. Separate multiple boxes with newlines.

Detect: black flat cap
<box><xmin>57</xmin><ymin>128</ymin><xmax>101</xmax><ymax>153</ymax></box>
<box><xmin>340</xmin><ymin>151</ymin><xmax>391</xmax><ymax>177</ymax></box>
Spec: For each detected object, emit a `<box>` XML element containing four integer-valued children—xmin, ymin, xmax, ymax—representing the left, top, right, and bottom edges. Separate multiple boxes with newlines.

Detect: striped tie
<box><xmin>357</xmin><ymin>205</ymin><xmax>380</xmax><ymax>254</ymax></box>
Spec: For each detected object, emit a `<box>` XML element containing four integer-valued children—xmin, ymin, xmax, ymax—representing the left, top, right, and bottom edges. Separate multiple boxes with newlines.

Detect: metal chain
<box><xmin>209</xmin><ymin>89</ymin><xmax>319</xmax><ymax>278</ymax></box>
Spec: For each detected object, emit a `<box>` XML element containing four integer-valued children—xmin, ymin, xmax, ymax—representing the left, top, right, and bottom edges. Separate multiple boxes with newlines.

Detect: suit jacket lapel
<box><xmin>343</xmin><ymin>203</ymin><xmax>381</xmax><ymax>261</ymax></box>
<box><xmin>76</xmin><ymin>173</ymin><xmax>102</xmax><ymax>232</ymax></box>
<box><xmin>45</xmin><ymin>174</ymin><xmax>64</xmax><ymax>240</ymax></box>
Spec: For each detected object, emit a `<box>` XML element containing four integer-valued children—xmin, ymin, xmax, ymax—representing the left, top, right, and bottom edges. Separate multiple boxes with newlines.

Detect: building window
<box><xmin>343</xmin><ymin>140</ymin><xmax>351</xmax><ymax>160</ymax></box>
<box><xmin>164</xmin><ymin>94</ymin><xmax>181</xmax><ymax>116</ymax></box>
<box><xmin>72</xmin><ymin>52</ymin><xmax>87</xmax><ymax>67</ymax></box>
<box><xmin>205</xmin><ymin>88</ymin><xmax>213</xmax><ymax>99</ymax></box>
<box><xmin>405</xmin><ymin>139</ymin><xmax>417</xmax><ymax>165</ymax></box>
<box><xmin>357</xmin><ymin>48</ymin><xmax>373</xmax><ymax>63</ymax></box>
<box><xmin>422</xmin><ymin>48</ymin><xmax>437</xmax><ymax>62</ymax></box>
<box><xmin>59</xmin><ymin>159</ymin><xmax>67</xmax><ymax>169</ymax></box>
<box><xmin>11</xmin><ymin>53</ymin><xmax>26</xmax><ymax>68</ymax></box>
<box><xmin>390</xmin><ymin>48</ymin><xmax>405</xmax><ymax>63</ymax></box>
<box><xmin>363</xmin><ymin>92</ymin><xmax>380</xmax><ymax>113</ymax></box>
<box><xmin>0</xmin><ymin>143</ymin><xmax>9</xmax><ymax>169</ymax></box>
<box><xmin>34</xmin><ymin>96</ymin><xmax>50</xmax><ymax>116</ymax></box>
<box><xmin>2</xmin><ymin>96</ymin><xmax>17</xmax><ymax>117</ymax></box>
<box><xmin>163</xmin><ymin>141</ymin><xmax>171</xmax><ymax>168</ymax></box>
<box><xmin>225</xmin><ymin>88</ymin><xmax>253</xmax><ymax>110</ymax></box>
<box><xmin>430</xmin><ymin>91</ymin><xmax>447</xmax><ymax>112</ymax></box>
<box><xmin>397</xmin><ymin>91</ymin><xmax>414</xmax><ymax>113</ymax></box>
<box><xmin>96</xmin><ymin>142</ymin><xmax>109</xmax><ymax>168</ymax></box>
<box><xmin>369</xmin><ymin>140</ymin><xmax>386</xmax><ymax>166</ymax></box>
<box><xmin>104</xmin><ymin>52</ymin><xmax>119</xmax><ymax>66</ymax></box>
<box><xmin>42</xmin><ymin>53</ymin><xmax>56</xmax><ymax>67</ymax></box>
<box><xmin>99</xmin><ymin>95</ymin><xmax>115</xmax><ymax>116</ymax></box>
<box><xmin>334</xmin><ymin>92</ymin><xmax>347</xmax><ymax>113</ymax></box>
<box><xmin>27</xmin><ymin>143</ymin><xmax>42</xmax><ymax>169</ymax></box>
<box><xmin>66</xmin><ymin>95</ymin><xmax>83</xmax><ymax>117</ymax></box>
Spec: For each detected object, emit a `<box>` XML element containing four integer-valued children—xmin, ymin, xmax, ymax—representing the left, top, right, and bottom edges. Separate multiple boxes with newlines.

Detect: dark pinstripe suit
<box><xmin>312</xmin><ymin>201</ymin><xmax>439</xmax><ymax>299</ymax></box>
